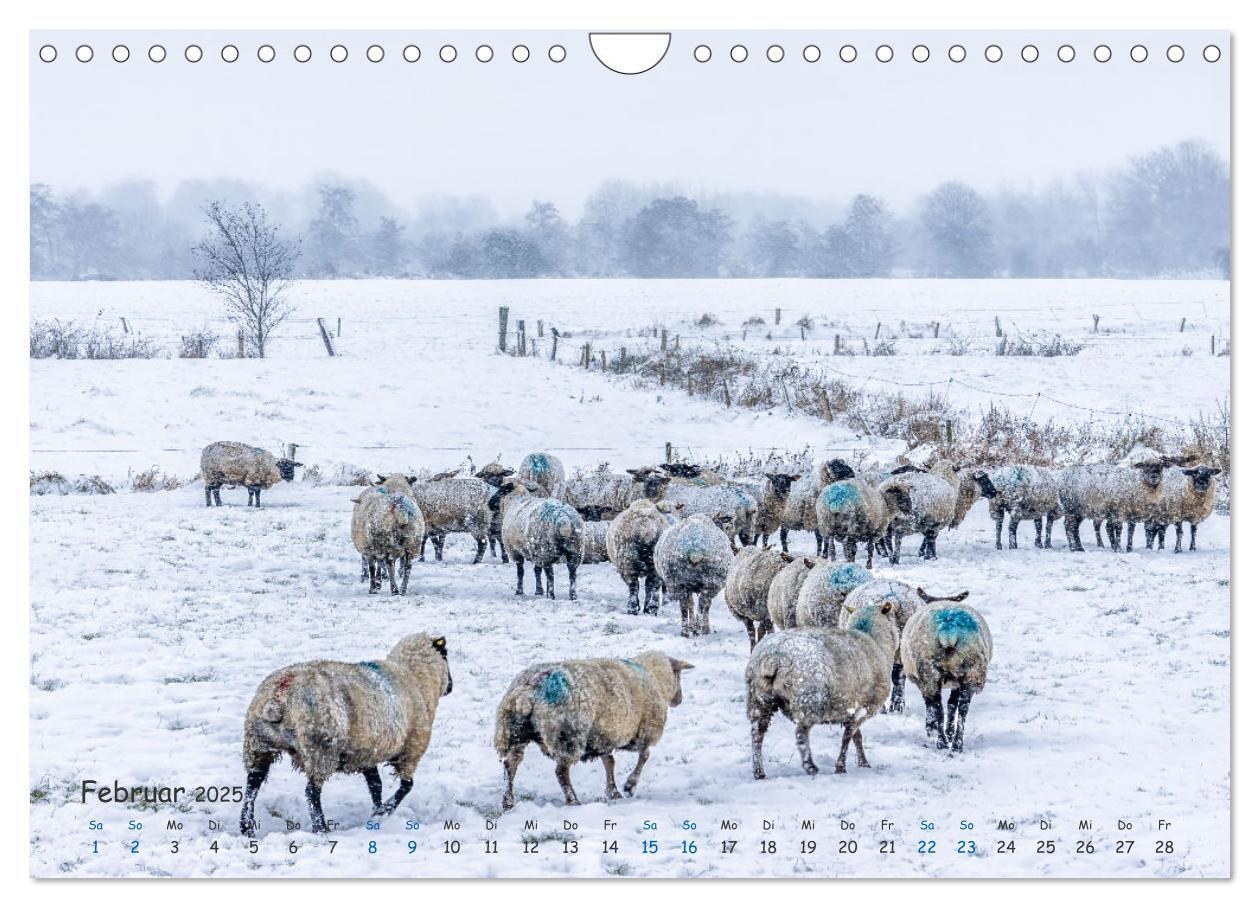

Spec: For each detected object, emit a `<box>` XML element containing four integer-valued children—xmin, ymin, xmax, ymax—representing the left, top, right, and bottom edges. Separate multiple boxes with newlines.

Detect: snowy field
<box><xmin>29</xmin><ymin>279</ymin><xmax>1230</xmax><ymax>878</ymax></box>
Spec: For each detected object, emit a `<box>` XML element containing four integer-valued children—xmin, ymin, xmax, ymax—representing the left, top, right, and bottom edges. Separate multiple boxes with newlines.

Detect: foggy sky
<box><xmin>30</xmin><ymin>29</ymin><xmax>1229</xmax><ymax>218</ymax></box>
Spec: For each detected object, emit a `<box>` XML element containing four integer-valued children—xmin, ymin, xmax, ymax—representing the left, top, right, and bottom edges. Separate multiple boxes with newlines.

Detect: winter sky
<box><xmin>31</xmin><ymin>29</ymin><xmax>1229</xmax><ymax>217</ymax></box>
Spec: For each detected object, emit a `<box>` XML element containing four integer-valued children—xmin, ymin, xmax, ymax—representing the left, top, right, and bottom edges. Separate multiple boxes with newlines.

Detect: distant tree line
<box><xmin>30</xmin><ymin>139</ymin><xmax>1228</xmax><ymax>281</ymax></box>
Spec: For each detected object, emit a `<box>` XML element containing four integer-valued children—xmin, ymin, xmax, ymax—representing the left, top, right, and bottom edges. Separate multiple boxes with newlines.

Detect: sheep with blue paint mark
<box><xmin>499</xmin><ymin>480</ymin><xmax>585</xmax><ymax>600</ymax></box>
<box><xmin>816</xmin><ymin>477</ymin><xmax>912</xmax><ymax>568</ymax></box>
<box><xmin>352</xmin><ymin>474</ymin><xmax>424</xmax><ymax>595</ymax></box>
<box><xmin>240</xmin><ymin>632</ymin><xmax>452</xmax><ymax>836</ymax></box>
<box><xmin>518</xmin><ymin>452</ymin><xmax>566</xmax><ymax>497</ymax></box>
<box><xmin>900</xmin><ymin>589</ymin><xmax>989</xmax><ymax>752</ymax></box>
<box><xmin>766</xmin><ymin>554</ymin><xmax>818</xmax><ymax>630</ymax></box>
<box><xmin>779</xmin><ymin>458</ymin><xmax>857</xmax><ymax>554</ymax></box>
<box><xmin>494</xmin><ymin>651</ymin><xmax>694</xmax><ymax>808</ymax></box>
<box><xmin>745</xmin><ymin>600</ymin><xmax>899</xmax><ymax>778</ymax></box>
<box><xmin>793</xmin><ymin>560</ymin><xmax>873</xmax><ymax>629</ymax></box>
<box><xmin>653</xmin><ymin>513</ymin><xmax>736</xmax><ymax>637</ymax></box>
<box><xmin>607</xmin><ymin>498</ymin><xmax>684</xmax><ymax>615</ymax></box>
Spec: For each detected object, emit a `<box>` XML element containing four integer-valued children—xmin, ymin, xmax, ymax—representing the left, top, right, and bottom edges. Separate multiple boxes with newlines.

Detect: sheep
<box><xmin>352</xmin><ymin>475</ymin><xmax>424</xmax><ymax>595</ymax></box>
<box><xmin>745</xmin><ymin>601</ymin><xmax>899</xmax><ymax>778</ymax></box>
<box><xmin>518</xmin><ymin>452</ymin><xmax>566</xmax><ymax>497</ymax></box>
<box><xmin>561</xmin><ymin>466</ymin><xmax>665</xmax><ymax>520</ymax></box>
<box><xmin>737</xmin><ymin>473</ymin><xmax>802</xmax><ymax>549</ymax></box>
<box><xmin>900</xmin><ymin>589</ymin><xmax>989</xmax><ymax>752</ymax></box>
<box><xmin>793</xmin><ymin>561</ymin><xmax>874</xmax><ymax>628</ymax></box>
<box><xmin>200</xmin><ymin>441</ymin><xmax>302</xmax><ymax>508</ymax></box>
<box><xmin>878</xmin><ymin>467</ymin><xmax>957</xmax><ymax>562</ymax></box>
<box><xmin>653</xmin><ymin>514</ymin><xmax>735</xmax><ymax>637</ymax></box>
<box><xmin>474</xmin><ymin>463</ymin><xmax>516</xmax><ymax>563</ymax></box>
<box><xmin>607</xmin><ymin>498</ymin><xmax>685</xmax><ymax>615</ymax></box>
<box><xmin>239</xmin><ymin>632</ymin><xmax>452</xmax><ymax>836</ymax></box>
<box><xmin>499</xmin><ymin>480</ymin><xmax>585</xmax><ymax>600</ymax></box>
<box><xmin>494</xmin><ymin>651</ymin><xmax>693</xmax><ymax>809</ymax></box>
<box><xmin>971</xmin><ymin>465</ymin><xmax>1063</xmax><ymax>550</ymax></box>
<box><xmin>411</xmin><ymin>473</ymin><xmax>493</xmax><ymax>564</ymax></box>
<box><xmin>779</xmin><ymin>458</ymin><xmax>856</xmax><ymax>554</ymax></box>
<box><xmin>658</xmin><ymin>481</ymin><xmax>758</xmax><ymax>550</ymax></box>
<box><xmin>842</xmin><ymin>580</ymin><xmax>962</xmax><ymax>714</ymax></box>
<box><xmin>580</xmin><ymin>519</ymin><xmax>611</xmax><ymax>564</ymax></box>
<box><xmin>1058</xmin><ymin>449</ymin><xmax>1172</xmax><ymax>552</ymax></box>
<box><xmin>766</xmin><ymin>554</ymin><xmax>818</xmax><ymax>630</ymax></box>
<box><xmin>816</xmin><ymin>478</ymin><xmax>912</xmax><ymax>568</ymax></box>
<box><xmin>656</xmin><ymin>462</ymin><xmax>726</xmax><ymax>486</ymax></box>
<box><xmin>1144</xmin><ymin>465</ymin><xmax>1221</xmax><ymax>552</ymax></box>
<box><xmin>724</xmin><ymin>547</ymin><xmax>795</xmax><ymax>649</ymax></box>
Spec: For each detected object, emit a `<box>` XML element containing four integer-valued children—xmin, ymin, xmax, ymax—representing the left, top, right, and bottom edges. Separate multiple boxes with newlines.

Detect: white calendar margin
<box><xmin>2</xmin><ymin>0</ymin><xmax>1248</xmax><ymax>903</ymax></box>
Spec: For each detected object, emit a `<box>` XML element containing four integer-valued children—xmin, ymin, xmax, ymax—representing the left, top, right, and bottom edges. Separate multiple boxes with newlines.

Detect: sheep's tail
<box><xmin>555</xmin><ymin>514</ymin><xmax>576</xmax><ymax>539</ymax></box>
<box><xmin>493</xmin><ymin>684</ymin><xmax>539</xmax><ymax>756</ymax></box>
<box><xmin>937</xmin><ymin>628</ymin><xmax>961</xmax><ymax>650</ymax></box>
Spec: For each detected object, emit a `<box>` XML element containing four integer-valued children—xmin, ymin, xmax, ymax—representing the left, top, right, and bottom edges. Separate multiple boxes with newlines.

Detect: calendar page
<box><xmin>27</xmin><ymin>29</ymin><xmax>1230</xmax><ymax>879</ymax></box>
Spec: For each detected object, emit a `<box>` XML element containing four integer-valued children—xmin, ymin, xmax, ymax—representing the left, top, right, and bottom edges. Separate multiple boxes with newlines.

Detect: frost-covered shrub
<box><xmin>994</xmin><ymin>333</ymin><xmax>1085</xmax><ymax>357</ymax></box>
<box><xmin>694</xmin><ymin>312</ymin><xmax>720</xmax><ymax>328</ymax></box>
<box><xmin>178</xmin><ymin>328</ymin><xmax>220</xmax><ymax>359</ymax></box>
<box><xmin>30</xmin><ymin>471</ymin><xmax>115</xmax><ymax>495</ymax></box>
<box><xmin>129</xmin><ymin>467</ymin><xmax>185</xmax><ymax>492</ymax></box>
<box><xmin>30</xmin><ymin>319</ymin><xmax>164</xmax><ymax>359</ymax></box>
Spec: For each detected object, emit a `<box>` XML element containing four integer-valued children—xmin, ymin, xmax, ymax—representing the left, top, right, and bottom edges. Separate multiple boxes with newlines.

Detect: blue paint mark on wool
<box><xmin>849</xmin><ymin>606</ymin><xmax>876</xmax><ymax>635</ymax></box>
<box><xmin>391</xmin><ymin>495</ymin><xmax>418</xmax><ymax>518</ymax></box>
<box><xmin>935</xmin><ymin>608</ymin><xmax>980</xmax><ymax>648</ymax></box>
<box><xmin>827</xmin><ymin>563</ymin><xmax>872</xmax><ymax>592</ymax></box>
<box><xmin>527</xmin><ymin>453</ymin><xmax>550</xmax><ymax>473</ymax></box>
<box><xmin>823</xmin><ymin>482</ymin><xmax>859</xmax><ymax>510</ymax></box>
<box><xmin>359</xmin><ymin>660</ymin><xmax>385</xmax><ymax>673</ymax></box>
<box><xmin>620</xmin><ymin>659</ymin><xmax>647</xmax><ymax>674</ymax></box>
<box><xmin>537</xmin><ymin>500</ymin><xmax>573</xmax><ymax>526</ymax></box>
<box><xmin>537</xmin><ymin>671</ymin><xmax>571</xmax><ymax>705</ymax></box>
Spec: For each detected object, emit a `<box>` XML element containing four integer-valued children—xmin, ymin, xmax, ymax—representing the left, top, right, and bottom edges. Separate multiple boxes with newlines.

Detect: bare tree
<box><xmin>192</xmin><ymin>202</ymin><xmax>299</xmax><ymax>358</ymax></box>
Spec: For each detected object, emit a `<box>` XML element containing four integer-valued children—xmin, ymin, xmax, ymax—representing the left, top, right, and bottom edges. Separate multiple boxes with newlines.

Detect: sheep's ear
<box><xmin>880</xmin><ymin>602</ymin><xmax>895</xmax><ymax>615</ymax></box>
<box><xmin>407</xmin><ymin>475</ymin><xmax>418</xmax><ymax>484</ymax></box>
<box><xmin>1181</xmin><ymin>468</ymin><xmax>1195</xmax><ymax>476</ymax></box>
<box><xmin>803</xmin><ymin>557</ymin><xmax>816</xmax><ymax>568</ymax></box>
<box><xmin>376</xmin><ymin>473</ymin><xmax>387</xmax><ymax>484</ymax></box>
<box><xmin>503</xmin><ymin>468</ymin><xmax>515</xmax><ymax>476</ymax></box>
<box><xmin>431</xmin><ymin>636</ymin><xmax>447</xmax><ymax>655</ymax></box>
<box><xmin>790</xmin><ymin>474</ymin><xmax>802</xmax><ymax>482</ymax></box>
<box><xmin>916</xmin><ymin>587</ymin><xmax>932</xmax><ymax>603</ymax></box>
<box><xmin>669</xmin><ymin>658</ymin><xmax>695</xmax><ymax>672</ymax></box>
<box><xmin>1208</xmin><ymin>468</ymin><xmax>1222</xmax><ymax>476</ymax></box>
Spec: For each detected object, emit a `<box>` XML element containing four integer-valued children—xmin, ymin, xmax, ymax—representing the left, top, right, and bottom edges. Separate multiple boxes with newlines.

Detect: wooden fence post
<box><xmin>834</xmin><ymin>334</ymin><xmax>841</xmax><ymax>354</ymax></box>
<box><xmin>933</xmin><ymin>321</ymin><xmax>940</xmax><ymax>338</ymax></box>
<box><xmin>815</xmin><ymin>386</ymin><xmax>834</xmax><ymax>423</ymax></box>
<box><xmin>550</xmin><ymin>328</ymin><xmax>559</xmax><ymax>361</ymax></box>
<box><xmin>1180</xmin><ymin>317</ymin><xmax>1187</xmax><ymax>333</ymax></box>
<box><xmin>665</xmin><ymin>442</ymin><xmax>673</xmax><ymax>463</ymax></box>
<box><xmin>119</xmin><ymin>317</ymin><xmax>130</xmax><ymax>334</ymax></box>
<box><xmin>800</xmin><ymin>325</ymin><xmax>806</xmax><ymax>341</ymax></box>
<box><xmin>600</xmin><ymin>350</ymin><xmax>607</xmax><ymax>370</ymax></box>
<box><xmin>1211</xmin><ymin>335</ymin><xmax>1216</xmax><ymax>355</ymax></box>
<box><xmin>498</xmin><ymin>307</ymin><xmax>509</xmax><ymax>353</ymax></box>
<box><xmin>316</xmin><ymin>318</ymin><xmax>337</xmax><ymax>356</ymax></box>
<box><xmin>722</xmin><ymin>380</ymin><xmax>732</xmax><ymax>407</ymax></box>
<box><xmin>875</xmin><ymin>322</ymin><xmax>881</xmax><ymax>339</ymax></box>
<box><xmin>994</xmin><ymin>316</ymin><xmax>1003</xmax><ymax>337</ymax></box>
<box><xmin>285</xmin><ymin>443</ymin><xmax>298</xmax><ymax>460</ymax></box>
<box><xmin>537</xmin><ymin>319</ymin><xmax>544</xmax><ymax>338</ymax></box>
<box><xmin>661</xmin><ymin>329</ymin><xmax>668</xmax><ymax>352</ymax></box>
<box><xmin>1092</xmin><ymin>314</ymin><xmax>1101</xmax><ymax>333</ymax></box>
<box><xmin>516</xmin><ymin>320</ymin><xmax>526</xmax><ymax>356</ymax></box>
<box><xmin>775</xmin><ymin>308</ymin><xmax>782</xmax><ymax>325</ymax></box>
<box><xmin>531</xmin><ymin>338</ymin><xmax>538</xmax><ymax>357</ymax></box>
<box><xmin>619</xmin><ymin>346</ymin><xmax>626</xmax><ymax>365</ymax></box>
<box><xmin>337</xmin><ymin>317</ymin><xmax>342</xmax><ymax>337</ymax></box>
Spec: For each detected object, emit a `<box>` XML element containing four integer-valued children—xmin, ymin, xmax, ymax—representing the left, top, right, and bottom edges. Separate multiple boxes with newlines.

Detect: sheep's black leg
<box><xmin>794</xmin><ymin>723</ymin><xmax>819</xmax><ymax>775</ymax></box>
<box><xmin>377</xmin><ymin>777</ymin><xmax>413</xmax><ymax>815</ymax></box>
<box><xmin>750</xmin><ymin>715</ymin><xmax>771</xmax><ymax>780</ymax></box>
<box><xmin>1157</xmin><ymin>526</ymin><xmax>1167</xmax><ymax>549</ymax></box>
<box><xmin>251</xmin><ymin>487</ymin><xmax>263</xmax><ymax>508</ymax></box>
<box><xmin>813</xmin><ymin>529</ymin><xmax>823</xmax><ymax>556</ymax></box>
<box><xmin>363</xmin><ymin>767</ymin><xmax>383</xmax><ymax>812</ymax></box>
<box><xmin>1174</xmin><ymin>523</ymin><xmax>1184</xmax><ymax>553</ymax></box>
<box><xmin>945</xmin><ymin>687</ymin><xmax>961</xmax><ymax>740</ymax></box>
<box><xmin>1008</xmin><ymin>516</ymin><xmax>1020</xmax><ymax>550</ymax></box>
<box><xmin>360</xmin><ymin>555</ymin><xmax>369</xmax><ymax>582</ymax></box>
<box><xmin>922</xmin><ymin>687</ymin><xmax>948</xmax><ymax>749</ymax></box>
<box><xmin>212</xmin><ymin>487</ymin><xmax>222</xmax><ymax>506</ymax></box>
<box><xmin>544</xmin><ymin>564</ymin><xmax>556</xmax><ymax>599</ymax></box>
<box><xmin>741</xmin><ymin>616</ymin><xmax>757</xmax><ymax>650</ymax></box>
<box><xmin>1144</xmin><ymin>524</ymin><xmax>1155</xmax><ymax>548</ymax></box>
<box><xmin>929</xmin><ymin>530</ymin><xmax>941</xmax><ymax>559</ymax></box>
<box><xmin>917</xmin><ymin>536</ymin><xmax>927</xmax><ymax>557</ymax></box>
<box><xmin>305</xmin><ymin>778</ymin><xmax>329</xmax><ymax>835</ymax></box>
<box><xmin>239</xmin><ymin>755</ymin><xmax>274</xmax><ymax>837</ymax></box>
<box><xmin>473</xmin><ymin>536</ymin><xmax>487</xmax><ymax>564</ymax></box>
<box><xmin>1033</xmin><ymin>517</ymin><xmax>1044</xmax><ymax>548</ymax></box>
<box><xmin>532</xmin><ymin>564</ymin><xmax>544</xmax><ymax>596</ymax></box>
<box><xmin>368</xmin><ymin>557</ymin><xmax>382</xmax><ymax>594</ymax></box>
<box><xmin>514</xmin><ymin>558</ymin><xmax>525</xmax><ymax>595</ymax></box>
<box><xmin>398</xmin><ymin>554</ymin><xmax>412</xmax><ymax>596</ymax></box>
<box><xmin>1064</xmin><ymin>515</ymin><xmax>1083</xmax><ymax>552</ymax></box>
<box><xmin>418</xmin><ymin>535</ymin><xmax>428</xmax><ymax>562</ymax></box>
<box><xmin>889</xmin><ymin>533</ymin><xmax>901</xmax><ymax>565</ymax></box>
<box><xmin>1110</xmin><ymin>520</ymin><xmax>1123</xmax><ymax>552</ymax></box>
<box><xmin>566</xmin><ymin>557</ymin><xmax>578</xmax><ymax>601</ymax></box>
<box><xmin>679</xmin><ymin>593</ymin><xmax>694</xmax><ymax>637</ymax></box>
<box><xmin>434</xmin><ymin>534</ymin><xmax>445</xmax><ymax>562</ymax></box>
<box><xmin>1190</xmin><ymin>523</ymin><xmax>1198</xmax><ymax>552</ymax></box>
<box><xmin>623</xmin><ymin>747</ymin><xmax>651</xmax><ymax>796</ymax></box>
<box><xmin>501</xmin><ymin>746</ymin><xmax>525</xmax><ymax>810</ymax></box>
<box><xmin>889</xmin><ymin>663</ymin><xmax>905</xmax><ymax>713</ymax></box>
<box><xmin>498</xmin><ymin>535</ymin><xmax>509</xmax><ymax>563</ymax></box>
<box><xmin>644</xmin><ymin>568</ymin><xmax>661</xmax><ymax>615</ymax></box>
<box><xmin>204</xmin><ymin>486</ymin><xmax>212</xmax><ymax>507</ymax></box>
<box><xmin>1093</xmin><ymin>519</ymin><xmax>1105</xmax><ymax>548</ymax></box>
<box><xmin>555</xmin><ymin>759</ymin><xmax>580</xmax><ymax>806</ymax></box>
<box><xmin>994</xmin><ymin>511</ymin><xmax>1004</xmax><ymax>549</ymax></box>
<box><xmin>1044</xmin><ymin>516</ymin><xmax>1056</xmax><ymax>548</ymax></box>
<box><xmin>836</xmin><ymin>721</ymin><xmax>854</xmax><ymax>774</ymax></box>
<box><xmin>600</xmin><ymin>755</ymin><xmax>623</xmax><ymax>800</ymax></box>
<box><xmin>951</xmin><ymin>686</ymin><xmax>973</xmax><ymax>753</ymax></box>
<box><xmin>864</xmin><ymin>539</ymin><xmax>875</xmax><ymax>570</ymax></box>
<box><xmin>626</xmin><ymin>579</ymin><xmax>641</xmax><ymax>615</ymax></box>
<box><xmin>779</xmin><ymin>526</ymin><xmax>789</xmax><ymax>553</ymax></box>
<box><xmin>852</xmin><ymin>727</ymin><xmax>871</xmax><ymax>768</ymax></box>
<box><xmin>699</xmin><ymin>594</ymin><xmax>713</xmax><ymax>635</ymax></box>
<box><xmin>385</xmin><ymin>558</ymin><xmax>399</xmax><ymax>595</ymax></box>
<box><xmin>1125</xmin><ymin>521</ymin><xmax>1136</xmax><ymax>553</ymax></box>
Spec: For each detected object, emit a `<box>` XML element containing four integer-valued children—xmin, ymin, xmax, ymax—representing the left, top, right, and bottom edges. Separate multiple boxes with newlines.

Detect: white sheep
<box><xmin>200</xmin><ymin>441</ymin><xmax>302</xmax><ymax>508</ymax></box>
<box><xmin>352</xmin><ymin>475</ymin><xmax>424</xmax><ymax>595</ymax></box>
<box><xmin>900</xmin><ymin>590</ymin><xmax>990</xmax><ymax>752</ymax></box>
<box><xmin>724</xmin><ymin>546</ymin><xmax>794</xmax><ymax>649</ymax></box>
<box><xmin>499</xmin><ymin>480</ymin><xmax>585</xmax><ymax>600</ymax></box>
<box><xmin>971</xmin><ymin>464</ymin><xmax>1062</xmax><ymax>550</ymax></box>
<box><xmin>518</xmin><ymin>452</ymin><xmax>566</xmax><ymax>497</ymax></box>
<box><xmin>878</xmin><ymin>467</ymin><xmax>957</xmax><ymax>562</ymax></box>
<box><xmin>766</xmin><ymin>554</ymin><xmax>818</xmax><ymax>630</ymax></box>
<box><xmin>412</xmin><ymin>473</ymin><xmax>493</xmax><ymax>563</ymax></box>
<box><xmin>745</xmin><ymin>600</ymin><xmax>899</xmax><ymax>778</ymax></box>
<box><xmin>606</xmin><ymin>498</ymin><xmax>683</xmax><ymax>615</ymax></box>
<box><xmin>561</xmin><ymin>466</ymin><xmax>665</xmax><ymax>520</ymax></box>
<box><xmin>1058</xmin><ymin>448</ymin><xmax>1172</xmax><ymax>552</ymax></box>
<box><xmin>793</xmin><ymin>561</ymin><xmax>874</xmax><ymax>628</ymax></box>
<box><xmin>779</xmin><ymin>458</ymin><xmax>856</xmax><ymax>555</ymax></box>
<box><xmin>653</xmin><ymin>514</ymin><xmax>735</xmax><ymax>637</ymax></box>
<box><xmin>1144</xmin><ymin>465</ymin><xmax>1221</xmax><ymax>552</ymax></box>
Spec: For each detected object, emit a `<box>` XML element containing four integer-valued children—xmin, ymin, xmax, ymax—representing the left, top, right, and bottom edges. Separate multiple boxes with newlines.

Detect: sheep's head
<box><xmin>666</xmin><ymin>657</ymin><xmax>694</xmax><ymax>707</ymax></box>
<box><xmin>390</xmin><ymin>634</ymin><xmax>453</xmax><ymax>696</ymax></box>
<box><xmin>765</xmin><ymin>472</ymin><xmax>801</xmax><ymax>495</ymax></box>
<box><xmin>889</xmin><ymin>464</ymin><xmax>926</xmax><ymax>476</ymax></box>
<box><xmin>882</xmin><ymin>484</ymin><xmax>914</xmax><ymax>515</ymax></box>
<box><xmin>639</xmin><ymin>473</ymin><xmax>672</xmax><ymax>500</ymax></box>
<box><xmin>1132</xmin><ymin>460</ymin><xmax>1166</xmax><ymax>489</ymax></box>
<box><xmin>821</xmin><ymin>458</ymin><xmax>856</xmax><ymax>482</ymax></box>
<box><xmin>970</xmin><ymin>469</ymin><xmax>999</xmax><ymax>498</ymax></box>
<box><xmin>916</xmin><ymin>587</ymin><xmax>970</xmax><ymax>604</ymax></box>
<box><xmin>655</xmin><ymin>500</ymin><xmax>685</xmax><ymax>515</ymax></box>
<box><xmin>276</xmin><ymin>459</ymin><xmax>303</xmax><ymax>482</ymax></box>
<box><xmin>474</xmin><ymin>464</ymin><xmax>514</xmax><ymax>486</ymax></box>
<box><xmin>658</xmin><ymin>463</ymin><xmax>704</xmax><ymax>478</ymax></box>
<box><xmin>625</xmin><ymin>466</ymin><xmax>660</xmax><ymax>481</ymax></box>
<box><xmin>1183</xmin><ymin>465</ymin><xmax>1222</xmax><ymax>493</ymax></box>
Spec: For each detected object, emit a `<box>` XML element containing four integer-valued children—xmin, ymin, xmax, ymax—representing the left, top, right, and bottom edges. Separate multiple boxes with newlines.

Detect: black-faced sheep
<box><xmin>240</xmin><ymin>633</ymin><xmax>452</xmax><ymax>836</ymax></box>
<box><xmin>474</xmin><ymin>463</ymin><xmax>516</xmax><ymax>563</ymax></box>
<box><xmin>900</xmin><ymin>589</ymin><xmax>989</xmax><ymax>752</ymax></box>
<box><xmin>653</xmin><ymin>514</ymin><xmax>735</xmax><ymax>637</ymax></box>
<box><xmin>412</xmin><ymin>473</ymin><xmax>493</xmax><ymax>563</ymax></box>
<box><xmin>1058</xmin><ymin>449</ymin><xmax>1172</xmax><ymax>552</ymax></box>
<box><xmin>745</xmin><ymin>601</ymin><xmax>898</xmax><ymax>778</ymax></box>
<box><xmin>815</xmin><ymin>478</ymin><xmax>912</xmax><ymax>568</ymax></box>
<box><xmin>499</xmin><ymin>480</ymin><xmax>585</xmax><ymax>600</ymax></box>
<box><xmin>879</xmin><ymin>467</ymin><xmax>957</xmax><ymax>561</ymax></box>
<box><xmin>1144</xmin><ymin>465</ymin><xmax>1221</xmax><ymax>552</ymax></box>
<box><xmin>561</xmin><ymin>466</ymin><xmax>666</xmax><ymax>520</ymax></box>
<box><xmin>494</xmin><ymin>651</ymin><xmax>693</xmax><ymax>808</ymax></box>
<box><xmin>200</xmin><ymin>441</ymin><xmax>302</xmax><ymax>508</ymax></box>
<box><xmin>971</xmin><ymin>464</ymin><xmax>1062</xmax><ymax>550</ymax></box>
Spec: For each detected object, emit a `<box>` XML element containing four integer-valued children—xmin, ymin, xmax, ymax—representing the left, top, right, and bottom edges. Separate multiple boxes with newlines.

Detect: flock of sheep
<box><xmin>199</xmin><ymin>439</ymin><xmax>1220</xmax><ymax>836</ymax></box>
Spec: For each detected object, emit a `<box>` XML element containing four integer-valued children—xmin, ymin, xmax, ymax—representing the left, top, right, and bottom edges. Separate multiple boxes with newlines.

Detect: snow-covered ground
<box><xmin>29</xmin><ymin>279</ymin><xmax>1230</xmax><ymax>878</ymax></box>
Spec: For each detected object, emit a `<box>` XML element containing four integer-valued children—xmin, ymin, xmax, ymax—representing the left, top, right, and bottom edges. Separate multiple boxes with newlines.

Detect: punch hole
<box><xmin>985</xmin><ymin>45</ymin><xmax>1002</xmax><ymax>62</ymax></box>
<box><xmin>766</xmin><ymin>45</ymin><xmax>784</xmax><ymax>63</ymax></box>
<box><xmin>548</xmin><ymin>45</ymin><xmax>566</xmax><ymax>63</ymax></box>
<box><xmin>803</xmin><ymin>45</ymin><xmax>821</xmax><ymax>63</ymax></box>
<box><xmin>185</xmin><ymin>45</ymin><xmax>203</xmax><ymax>63</ymax></box>
<box><xmin>440</xmin><ymin>45</ymin><xmax>457</xmax><ymax>63</ymax></box>
<box><xmin>148</xmin><ymin>45</ymin><xmax>165</xmax><ymax>63</ymax></box>
<box><xmin>294</xmin><ymin>45</ymin><xmax>312</xmax><ymax>63</ymax></box>
<box><xmin>1094</xmin><ymin>45</ymin><xmax>1111</xmax><ymax>63</ymax></box>
<box><xmin>730</xmin><ymin>45</ymin><xmax>748</xmax><ymax>63</ymax></box>
<box><xmin>331</xmin><ymin>45</ymin><xmax>349</xmax><ymax>63</ymax></box>
<box><xmin>912</xmin><ymin>45</ymin><xmax>929</xmax><ymax>63</ymax></box>
<box><xmin>1021</xmin><ymin>45</ymin><xmax>1039</xmax><ymax>63</ymax></box>
<box><xmin>512</xmin><ymin>45</ymin><xmax>529</xmax><ymax>62</ymax></box>
<box><xmin>403</xmin><ymin>45</ymin><xmax>421</xmax><ymax>63</ymax></box>
<box><xmin>1130</xmin><ymin>45</ymin><xmax>1148</xmax><ymax>62</ymax></box>
<box><xmin>39</xmin><ymin>45</ymin><xmax>57</xmax><ymax>62</ymax></box>
<box><xmin>112</xmin><ymin>45</ymin><xmax>129</xmax><ymax>63</ymax></box>
<box><xmin>1204</xmin><ymin>45</ymin><xmax>1221</xmax><ymax>62</ymax></box>
<box><xmin>367</xmin><ymin>45</ymin><xmax>385</xmax><ymax>63</ymax></box>
<box><xmin>839</xmin><ymin>45</ymin><xmax>857</xmax><ymax>63</ymax></box>
<box><xmin>75</xmin><ymin>45</ymin><xmax>93</xmax><ymax>63</ymax></box>
<box><xmin>1057</xmin><ymin>45</ymin><xmax>1075</xmax><ymax>63</ymax></box>
<box><xmin>257</xmin><ymin>45</ymin><xmax>275</xmax><ymax>63</ymax></box>
<box><xmin>694</xmin><ymin>45</ymin><xmax>712</xmax><ymax>63</ymax></box>
<box><xmin>221</xmin><ymin>45</ymin><xmax>239</xmax><ymax>63</ymax></box>
<box><xmin>1167</xmin><ymin>45</ymin><xmax>1184</xmax><ymax>63</ymax></box>
<box><xmin>476</xmin><ymin>45</ymin><xmax>493</xmax><ymax>63</ymax></box>
<box><xmin>876</xmin><ymin>45</ymin><xmax>894</xmax><ymax>62</ymax></box>
<box><xmin>949</xmin><ymin>45</ymin><xmax>966</xmax><ymax>63</ymax></box>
